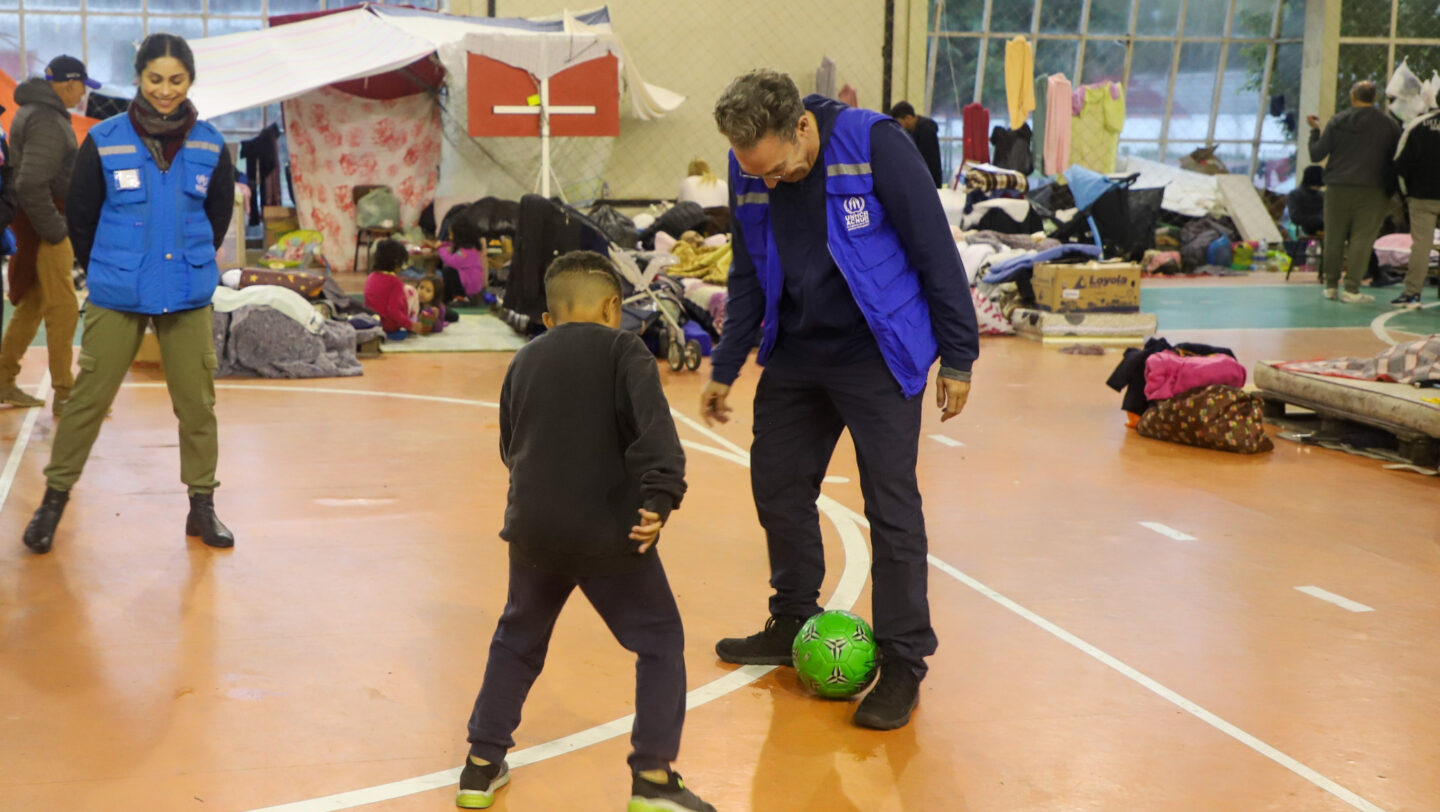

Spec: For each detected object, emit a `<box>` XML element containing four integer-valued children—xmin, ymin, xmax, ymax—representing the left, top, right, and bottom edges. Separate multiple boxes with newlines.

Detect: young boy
<box><xmin>458</xmin><ymin>251</ymin><xmax>715</xmax><ymax>812</ymax></box>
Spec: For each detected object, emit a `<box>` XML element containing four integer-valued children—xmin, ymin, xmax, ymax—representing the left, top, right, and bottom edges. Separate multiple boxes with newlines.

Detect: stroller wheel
<box><xmin>683</xmin><ymin>339</ymin><xmax>702</xmax><ymax>371</ymax></box>
<box><xmin>666</xmin><ymin>335</ymin><xmax>684</xmax><ymax>371</ymax></box>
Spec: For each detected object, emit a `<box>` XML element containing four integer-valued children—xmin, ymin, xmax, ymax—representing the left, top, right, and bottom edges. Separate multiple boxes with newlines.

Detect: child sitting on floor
<box><xmin>364</xmin><ymin>238</ymin><xmax>415</xmax><ymax>340</ymax></box>
<box><xmin>455</xmin><ymin>251</ymin><xmax>715</xmax><ymax>812</ymax></box>
<box><xmin>439</xmin><ymin>218</ymin><xmax>487</xmax><ymax>307</ymax></box>
<box><xmin>414</xmin><ymin>274</ymin><xmax>448</xmax><ymax>335</ymax></box>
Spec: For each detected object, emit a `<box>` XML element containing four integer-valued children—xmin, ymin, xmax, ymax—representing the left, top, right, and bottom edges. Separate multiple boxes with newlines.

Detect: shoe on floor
<box><xmin>1340</xmin><ymin>290</ymin><xmax>1375</xmax><ymax>303</ymax></box>
<box><xmin>1322</xmin><ymin>287</ymin><xmax>1337</xmax><ymax>300</ymax></box>
<box><xmin>715</xmin><ymin>614</ymin><xmax>809</xmax><ymax>665</ymax></box>
<box><xmin>1391</xmin><ymin>293</ymin><xmax>1422</xmax><ymax>309</ymax></box>
<box><xmin>185</xmin><ymin>492</ymin><xmax>235</xmax><ymax>548</ymax></box>
<box><xmin>0</xmin><ymin>385</ymin><xmax>45</xmax><ymax>408</ymax></box>
<box><xmin>628</xmin><ymin>770</ymin><xmax>717</xmax><ymax>812</ymax></box>
<box><xmin>456</xmin><ymin>758</ymin><xmax>509</xmax><ymax>809</ymax></box>
<box><xmin>853</xmin><ymin>663</ymin><xmax>920</xmax><ymax>730</ymax></box>
<box><xmin>23</xmin><ymin>486</ymin><xmax>69</xmax><ymax>554</ymax></box>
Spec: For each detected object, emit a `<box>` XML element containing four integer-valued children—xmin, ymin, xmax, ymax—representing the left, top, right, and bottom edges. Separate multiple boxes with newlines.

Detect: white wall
<box><xmin>452</xmin><ymin>0</ymin><xmax>887</xmax><ymax>200</ymax></box>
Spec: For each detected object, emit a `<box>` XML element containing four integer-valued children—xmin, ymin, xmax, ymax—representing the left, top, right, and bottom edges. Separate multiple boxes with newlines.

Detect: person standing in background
<box><xmin>0</xmin><ymin>55</ymin><xmax>97</xmax><ymax>415</ymax></box>
<box><xmin>1307</xmin><ymin>80</ymin><xmax>1401</xmax><ymax>303</ymax></box>
<box><xmin>889</xmin><ymin>101</ymin><xmax>943</xmax><ymax>187</ymax></box>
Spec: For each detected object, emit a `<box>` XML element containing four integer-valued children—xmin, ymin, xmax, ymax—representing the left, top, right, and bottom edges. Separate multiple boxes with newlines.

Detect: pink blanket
<box><xmin>1144</xmin><ymin>351</ymin><xmax>1246</xmax><ymax>401</ymax></box>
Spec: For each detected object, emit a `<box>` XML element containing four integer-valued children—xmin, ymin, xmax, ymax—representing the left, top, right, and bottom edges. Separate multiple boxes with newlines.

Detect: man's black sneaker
<box><xmin>455</xmin><ymin>758</ymin><xmax>509</xmax><ymax>809</ymax></box>
<box><xmin>628</xmin><ymin>770</ymin><xmax>717</xmax><ymax>812</ymax></box>
<box><xmin>853</xmin><ymin>664</ymin><xmax>920</xmax><ymax>730</ymax></box>
<box><xmin>715</xmin><ymin>614</ymin><xmax>808</xmax><ymax>665</ymax></box>
<box><xmin>1391</xmin><ymin>292</ymin><xmax>1422</xmax><ymax>309</ymax></box>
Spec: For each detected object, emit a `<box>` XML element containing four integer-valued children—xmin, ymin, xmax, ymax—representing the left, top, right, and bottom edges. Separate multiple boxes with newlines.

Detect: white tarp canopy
<box><xmin>186</xmin><ymin>5</ymin><xmax>683</xmax><ymax>121</ymax></box>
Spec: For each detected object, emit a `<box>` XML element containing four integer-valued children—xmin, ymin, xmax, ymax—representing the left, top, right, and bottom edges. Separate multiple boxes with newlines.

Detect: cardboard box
<box><xmin>1033</xmin><ymin>261</ymin><xmax>1140</xmax><ymax>313</ymax></box>
<box><xmin>263</xmin><ymin>205</ymin><xmax>299</xmax><ymax>249</ymax></box>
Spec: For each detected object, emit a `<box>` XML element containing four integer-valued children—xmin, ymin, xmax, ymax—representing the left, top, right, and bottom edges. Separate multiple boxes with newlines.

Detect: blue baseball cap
<box><xmin>45</xmin><ymin>55</ymin><xmax>102</xmax><ymax>90</ymax></box>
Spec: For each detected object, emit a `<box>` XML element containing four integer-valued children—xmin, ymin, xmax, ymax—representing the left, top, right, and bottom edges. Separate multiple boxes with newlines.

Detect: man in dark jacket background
<box><xmin>1307</xmin><ymin>80</ymin><xmax>1401</xmax><ymax>303</ymax></box>
<box><xmin>1394</xmin><ymin>104</ymin><xmax>1440</xmax><ymax>308</ymax></box>
<box><xmin>0</xmin><ymin>56</ymin><xmax>96</xmax><ymax>414</ymax></box>
<box><xmin>889</xmin><ymin>101</ymin><xmax>944</xmax><ymax>187</ymax></box>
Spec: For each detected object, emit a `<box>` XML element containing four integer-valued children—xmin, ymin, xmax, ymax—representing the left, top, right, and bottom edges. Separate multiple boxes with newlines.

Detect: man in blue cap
<box><xmin>0</xmin><ymin>56</ymin><xmax>99</xmax><ymax>415</ymax></box>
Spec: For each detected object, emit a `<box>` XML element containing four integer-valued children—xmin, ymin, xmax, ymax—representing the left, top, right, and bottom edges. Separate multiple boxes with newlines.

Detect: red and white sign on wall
<box><xmin>467</xmin><ymin>53</ymin><xmax>620</xmax><ymax>138</ymax></box>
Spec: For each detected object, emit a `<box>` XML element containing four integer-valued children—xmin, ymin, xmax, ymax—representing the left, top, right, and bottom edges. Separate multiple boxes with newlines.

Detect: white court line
<box><xmin>238</xmin><ymin>395</ymin><xmax>869</xmax><ymax>812</ymax></box>
<box><xmin>1370</xmin><ymin>301</ymin><xmax>1440</xmax><ymax>345</ymax></box>
<box><xmin>0</xmin><ymin>371</ymin><xmax>52</xmax><ymax>515</ymax></box>
<box><xmin>124</xmin><ymin>382</ymin><xmax>500</xmax><ymax>409</ymax></box>
<box><xmin>1295</xmin><ymin>586</ymin><xmax>1375</xmax><ymax>613</ymax></box>
<box><xmin>928</xmin><ymin>434</ymin><xmax>965</xmax><ymax>448</ymax></box>
<box><xmin>1139</xmin><ymin>521</ymin><xmax>1197</xmax><ymax>541</ymax></box>
<box><xmin>830</xmin><ymin>503</ymin><xmax>1387</xmax><ymax>812</ymax></box>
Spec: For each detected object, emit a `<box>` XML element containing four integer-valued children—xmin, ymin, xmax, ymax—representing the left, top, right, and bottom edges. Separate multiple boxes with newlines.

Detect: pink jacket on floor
<box><xmin>1144</xmin><ymin>351</ymin><xmax>1247</xmax><ymax>401</ymax></box>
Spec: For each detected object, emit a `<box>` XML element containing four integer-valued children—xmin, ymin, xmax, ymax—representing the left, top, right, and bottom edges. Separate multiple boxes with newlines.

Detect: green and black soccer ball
<box><xmin>791</xmin><ymin>610</ymin><xmax>878</xmax><ymax>699</ymax></box>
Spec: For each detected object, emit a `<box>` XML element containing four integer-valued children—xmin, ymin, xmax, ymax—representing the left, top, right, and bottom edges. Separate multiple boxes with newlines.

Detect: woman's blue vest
<box><xmin>87</xmin><ymin>115</ymin><xmax>224</xmax><ymax>314</ymax></box>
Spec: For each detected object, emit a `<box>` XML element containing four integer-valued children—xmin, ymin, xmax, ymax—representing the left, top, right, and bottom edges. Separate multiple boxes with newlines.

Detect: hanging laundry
<box><xmin>989</xmin><ymin>123</ymin><xmax>1034</xmax><ymax>174</ymax></box>
<box><xmin>1005</xmin><ymin>37</ymin><xmax>1035</xmax><ymax>125</ymax></box>
<box><xmin>1070</xmin><ymin>82</ymin><xmax>1125</xmax><ymax>174</ymax></box>
<box><xmin>239</xmin><ymin>123</ymin><xmax>283</xmax><ymax>227</ymax></box>
<box><xmin>1043</xmin><ymin>74</ymin><xmax>1073</xmax><ymax>174</ymax></box>
<box><xmin>963</xmin><ymin>102</ymin><xmax>990</xmax><ymax>163</ymax></box>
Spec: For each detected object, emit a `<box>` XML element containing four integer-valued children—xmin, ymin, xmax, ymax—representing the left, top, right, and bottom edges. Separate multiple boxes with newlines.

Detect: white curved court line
<box><xmin>829</xmin><ymin>503</ymin><xmax>1388</xmax><ymax>812</ymax></box>
<box><xmin>1370</xmin><ymin>301</ymin><xmax>1440</xmax><ymax>345</ymax></box>
<box><xmin>80</xmin><ymin>385</ymin><xmax>872</xmax><ymax>812</ymax></box>
<box><xmin>0</xmin><ymin>371</ymin><xmax>52</xmax><ymax>515</ymax></box>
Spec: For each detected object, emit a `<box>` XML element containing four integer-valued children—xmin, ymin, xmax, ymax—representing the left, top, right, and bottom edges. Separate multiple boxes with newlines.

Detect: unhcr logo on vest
<box><xmin>843</xmin><ymin>196</ymin><xmax>870</xmax><ymax>231</ymax></box>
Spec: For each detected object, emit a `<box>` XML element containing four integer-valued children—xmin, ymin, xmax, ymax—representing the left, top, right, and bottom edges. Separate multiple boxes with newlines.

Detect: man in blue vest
<box><xmin>701</xmin><ymin>70</ymin><xmax>979</xmax><ymax>730</ymax></box>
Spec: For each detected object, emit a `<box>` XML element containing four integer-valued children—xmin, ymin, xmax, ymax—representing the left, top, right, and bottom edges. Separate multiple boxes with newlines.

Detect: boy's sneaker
<box><xmin>715</xmin><ymin>614</ymin><xmax>808</xmax><ymax>665</ymax></box>
<box><xmin>1339</xmin><ymin>290</ymin><xmax>1375</xmax><ymax>303</ymax></box>
<box><xmin>853</xmin><ymin>664</ymin><xmax>920</xmax><ymax>730</ymax></box>
<box><xmin>1391</xmin><ymin>292</ymin><xmax>1422</xmax><ymax>309</ymax></box>
<box><xmin>628</xmin><ymin>770</ymin><xmax>717</xmax><ymax>812</ymax></box>
<box><xmin>456</xmin><ymin>758</ymin><xmax>509</xmax><ymax>809</ymax></box>
<box><xmin>1322</xmin><ymin>287</ymin><xmax>1337</xmax><ymax>300</ymax></box>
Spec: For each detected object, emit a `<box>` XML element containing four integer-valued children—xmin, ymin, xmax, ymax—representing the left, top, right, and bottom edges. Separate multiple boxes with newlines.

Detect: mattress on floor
<box><xmin>1254</xmin><ymin>360</ymin><xmax>1440</xmax><ymax>438</ymax></box>
<box><xmin>1011</xmin><ymin>308</ymin><xmax>1157</xmax><ymax>338</ymax></box>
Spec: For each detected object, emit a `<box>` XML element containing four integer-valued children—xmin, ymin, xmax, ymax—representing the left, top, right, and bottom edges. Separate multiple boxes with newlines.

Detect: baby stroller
<box><xmin>504</xmin><ymin>194</ymin><xmax>703</xmax><ymax>372</ymax></box>
<box><xmin>610</xmin><ymin>251</ymin><xmax>703</xmax><ymax>372</ymax></box>
<box><xmin>1029</xmin><ymin>167</ymin><xmax>1163</xmax><ymax>261</ymax></box>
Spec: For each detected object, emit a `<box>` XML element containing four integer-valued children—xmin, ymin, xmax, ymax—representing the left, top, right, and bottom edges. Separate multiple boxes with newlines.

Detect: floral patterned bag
<box><xmin>1135</xmin><ymin>384</ymin><xmax>1274</xmax><ymax>454</ymax></box>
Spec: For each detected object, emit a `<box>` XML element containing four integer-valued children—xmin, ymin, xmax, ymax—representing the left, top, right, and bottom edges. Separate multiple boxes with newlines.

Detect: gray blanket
<box><xmin>213</xmin><ymin>306</ymin><xmax>363</xmax><ymax>379</ymax></box>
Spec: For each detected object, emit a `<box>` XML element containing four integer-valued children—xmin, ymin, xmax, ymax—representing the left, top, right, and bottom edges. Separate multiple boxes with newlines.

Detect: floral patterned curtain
<box><xmin>283</xmin><ymin>86</ymin><xmax>441</xmax><ymax>272</ymax></box>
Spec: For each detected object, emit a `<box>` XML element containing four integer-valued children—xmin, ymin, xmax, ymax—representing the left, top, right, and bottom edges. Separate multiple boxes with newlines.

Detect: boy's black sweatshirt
<box><xmin>499</xmin><ymin>322</ymin><xmax>686</xmax><ymax>576</ymax></box>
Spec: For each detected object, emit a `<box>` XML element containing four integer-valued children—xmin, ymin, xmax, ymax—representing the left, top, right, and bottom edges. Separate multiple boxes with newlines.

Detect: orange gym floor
<box><xmin>1</xmin><ymin>275</ymin><xmax>1437</xmax><ymax>811</ymax></box>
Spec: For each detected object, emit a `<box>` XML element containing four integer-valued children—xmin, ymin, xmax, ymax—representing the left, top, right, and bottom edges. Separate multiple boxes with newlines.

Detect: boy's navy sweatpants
<box><xmin>466</xmin><ymin>552</ymin><xmax>686</xmax><ymax>772</ymax></box>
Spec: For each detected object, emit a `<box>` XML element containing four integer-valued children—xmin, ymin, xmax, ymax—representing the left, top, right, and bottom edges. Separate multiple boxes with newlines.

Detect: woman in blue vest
<box><xmin>23</xmin><ymin>33</ymin><xmax>236</xmax><ymax>555</ymax></box>
<box><xmin>701</xmin><ymin>70</ymin><xmax>980</xmax><ymax>731</ymax></box>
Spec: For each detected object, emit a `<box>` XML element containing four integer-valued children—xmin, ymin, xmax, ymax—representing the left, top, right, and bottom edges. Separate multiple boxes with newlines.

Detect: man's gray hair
<box><xmin>1352</xmin><ymin>80</ymin><xmax>1378</xmax><ymax>104</ymax></box>
<box><xmin>713</xmin><ymin>69</ymin><xmax>805</xmax><ymax>150</ymax></box>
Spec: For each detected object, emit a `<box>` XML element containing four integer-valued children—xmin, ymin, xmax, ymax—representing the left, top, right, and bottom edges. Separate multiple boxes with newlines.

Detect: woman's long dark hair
<box><xmin>135</xmin><ymin>33</ymin><xmax>196</xmax><ymax>81</ymax></box>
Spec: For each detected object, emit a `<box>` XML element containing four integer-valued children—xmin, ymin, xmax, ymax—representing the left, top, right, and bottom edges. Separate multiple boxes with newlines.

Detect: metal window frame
<box><xmin>1335</xmin><ymin>0</ymin><xmax>1440</xmax><ymax>102</ymax></box>
<box><xmin>925</xmin><ymin>0</ymin><xmax>1305</xmax><ymax>179</ymax></box>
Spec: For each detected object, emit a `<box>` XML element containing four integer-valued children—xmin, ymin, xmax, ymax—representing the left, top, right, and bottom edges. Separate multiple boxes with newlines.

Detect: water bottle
<box><xmin>1254</xmin><ymin>239</ymin><xmax>1268</xmax><ymax>271</ymax></box>
<box><xmin>1305</xmin><ymin>240</ymin><xmax>1319</xmax><ymax>270</ymax></box>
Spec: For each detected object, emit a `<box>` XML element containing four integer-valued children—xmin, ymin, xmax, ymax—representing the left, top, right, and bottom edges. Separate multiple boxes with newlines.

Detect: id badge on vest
<box><xmin>113</xmin><ymin>168</ymin><xmax>142</xmax><ymax>192</ymax></box>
